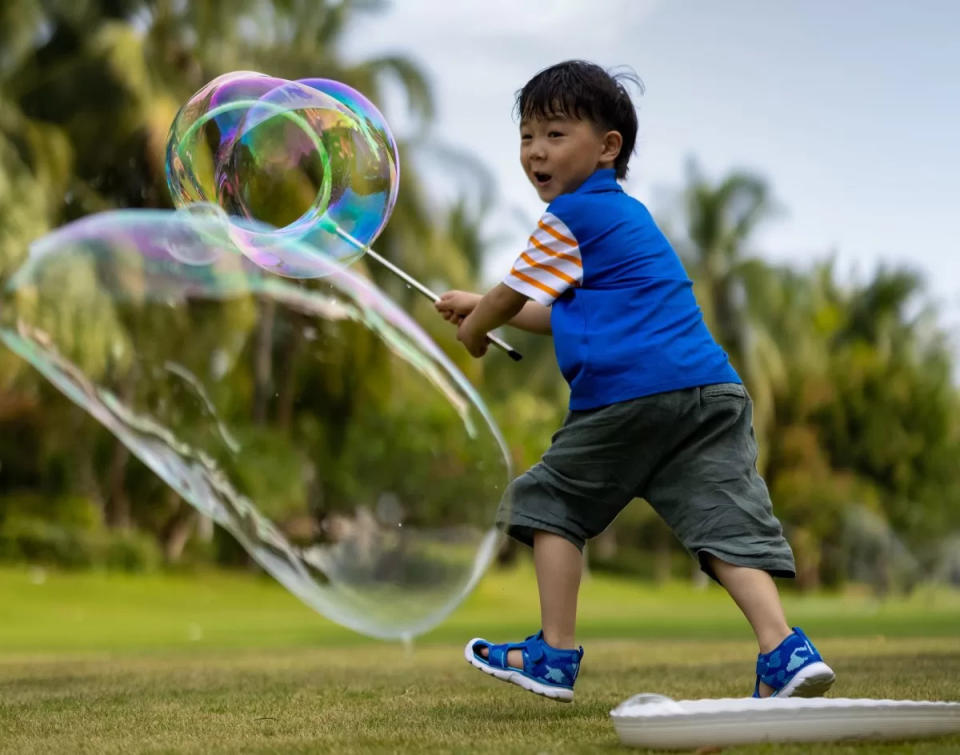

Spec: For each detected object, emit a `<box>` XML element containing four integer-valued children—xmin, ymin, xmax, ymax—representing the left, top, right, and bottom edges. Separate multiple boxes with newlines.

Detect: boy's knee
<box><xmin>499</xmin><ymin>518</ymin><xmax>585</xmax><ymax>552</ymax></box>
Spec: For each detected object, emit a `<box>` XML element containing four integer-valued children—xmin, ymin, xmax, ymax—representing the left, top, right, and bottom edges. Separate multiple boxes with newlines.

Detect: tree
<box><xmin>0</xmin><ymin>0</ymin><xmax>498</xmax><ymax>565</ymax></box>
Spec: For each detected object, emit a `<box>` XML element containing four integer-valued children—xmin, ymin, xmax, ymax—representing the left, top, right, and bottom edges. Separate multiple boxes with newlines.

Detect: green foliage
<box><xmin>750</xmin><ymin>260</ymin><xmax>960</xmax><ymax>587</ymax></box>
<box><xmin>0</xmin><ymin>491</ymin><xmax>160</xmax><ymax>570</ymax></box>
<box><xmin>0</xmin><ymin>1</ymin><xmax>958</xmax><ymax>592</ymax></box>
<box><xmin>0</xmin><ymin>519</ymin><xmax>160</xmax><ymax>571</ymax></box>
<box><xmin>0</xmin><ymin>0</ymin><xmax>478</xmax><ymax>568</ymax></box>
<box><xmin>0</xmin><ymin>491</ymin><xmax>101</xmax><ymax>530</ymax></box>
<box><xmin>223</xmin><ymin>426</ymin><xmax>307</xmax><ymax>521</ymax></box>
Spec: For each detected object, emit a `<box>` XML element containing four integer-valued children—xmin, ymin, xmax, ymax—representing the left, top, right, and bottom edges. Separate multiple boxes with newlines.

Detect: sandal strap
<box><xmin>486</xmin><ymin>643</ymin><xmax>510</xmax><ymax>668</ymax></box>
<box><xmin>522</xmin><ymin>634</ymin><xmax>545</xmax><ymax>664</ymax></box>
<box><xmin>523</xmin><ymin>631</ymin><xmax>583</xmax><ymax>686</ymax></box>
<box><xmin>473</xmin><ymin>630</ymin><xmax>583</xmax><ymax>679</ymax></box>
<box><xmin>477</xmin><ymin>639</ymin><xmax>528</xmax><ymax>670</ymax></box>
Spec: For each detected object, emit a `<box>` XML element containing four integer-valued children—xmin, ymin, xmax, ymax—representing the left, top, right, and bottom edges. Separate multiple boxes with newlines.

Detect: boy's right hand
<box><xmin>434</xmin><ymin>290</ymin><xmax>481</xmax><ymax>324</ymax></box>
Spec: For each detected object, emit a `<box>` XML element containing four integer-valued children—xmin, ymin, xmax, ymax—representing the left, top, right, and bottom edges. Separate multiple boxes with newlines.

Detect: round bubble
<box><xmin>298</xmin><ymin>77</ymin><xmax>400</xmax><ymax>238</ymax></box>
<box><xmin>0</xmin><ymin>210</ymin><xmax>511</xmax><ymax>640</ymax></box>
<box><xmin>166</xmin><ymin>71</ymin><xmax>279</xmax><ymax>209</ymax></box>
<box><xmin>165</xmin><ymin>72</ymin><xmax>399</xmax><ymax>271</ymax></box>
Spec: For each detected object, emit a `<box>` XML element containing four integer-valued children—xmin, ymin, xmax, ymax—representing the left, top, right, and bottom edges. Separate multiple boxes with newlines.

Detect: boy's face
<box><xmin>519</xmin><ymin>113</ymin><xmax>620</xmax><ymax>202</ymax></box>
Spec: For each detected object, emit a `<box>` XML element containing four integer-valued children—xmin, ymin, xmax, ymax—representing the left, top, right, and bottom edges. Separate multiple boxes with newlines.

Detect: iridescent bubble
<box><xmin>215</xmin><ymin>81</ymin><xmax>337</xmax><ymax>233</ymax></box>
<box><xmin>298</xmin><ymin>77</ymin><xmax>400</xmax><ymax>240</ymax></box>
<box><xmin>167</xmin><ymin>203</ymin><xmax>232</xmax><ymax>265</ymax></box>
<box><xmin>165</xmin><ymin>72</ymin><xmax>399</xmax><ymax>272</ymax></box>
<box><xmin>166</xmin><ymin>71</ymin><xmax>279</xmax><ymax>210</ymax></box>
<box><xmin>0</xmin><ymin>210</ymin><xmax>511</xmax><ymax>639</ymax></box>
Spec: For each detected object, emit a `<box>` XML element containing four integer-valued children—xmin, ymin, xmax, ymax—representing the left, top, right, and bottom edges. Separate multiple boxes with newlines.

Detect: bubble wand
<box><xmin>325</xmin><ymin>222</ymin><xmax>522</xmax><ymax>361</ymax></box>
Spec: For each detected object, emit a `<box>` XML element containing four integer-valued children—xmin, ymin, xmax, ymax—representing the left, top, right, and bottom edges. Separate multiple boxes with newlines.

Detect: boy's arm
<box><xmin>457</xmin><ymin>283</ymin><xmax>529</xmax><ymax>357</ymax></box>
<box><xmin>435</xmin><ymin>290</ymin><xmax>551</xmax><ymax>335</ymax></box>
<box><xmin>439</xmin><ymin>207</ymin><xmax>579</xmax><ymax>357</ymax></box>
<box><xmin>508</xmin><ymin>300</ymin><xmax>552</xmax><ymax>334</ymax></box>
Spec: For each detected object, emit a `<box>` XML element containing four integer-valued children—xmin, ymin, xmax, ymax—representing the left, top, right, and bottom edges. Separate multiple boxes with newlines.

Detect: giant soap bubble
<box><xmin>165</xmin><ymin>71</ymin><xmax>399</xmax><ymax>271</ymax></box>
<box><xmin>0</xmin><ymin>210</ymin><xmax>510</xmax><ymax>639</ymax></box>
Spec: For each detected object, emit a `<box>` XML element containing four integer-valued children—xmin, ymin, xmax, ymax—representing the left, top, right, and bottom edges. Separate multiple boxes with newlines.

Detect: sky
<box><xmin>340</xmin><ymin>0</ymin><xmax>960</xmax><ymax>332</ymax></box>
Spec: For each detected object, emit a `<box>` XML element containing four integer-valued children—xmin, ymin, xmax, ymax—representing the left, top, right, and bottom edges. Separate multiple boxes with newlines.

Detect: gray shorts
<box><xmin>497</xmin><ymin>383</ymin><xmax>796</xmax><ymax>579</ymax></box>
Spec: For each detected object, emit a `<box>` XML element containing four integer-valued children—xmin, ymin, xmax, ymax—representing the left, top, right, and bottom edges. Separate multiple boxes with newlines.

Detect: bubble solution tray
<box><xmin>610</xmin><ymin>693</ymin><xmax>960</xmax><ymax>749</ymax></box>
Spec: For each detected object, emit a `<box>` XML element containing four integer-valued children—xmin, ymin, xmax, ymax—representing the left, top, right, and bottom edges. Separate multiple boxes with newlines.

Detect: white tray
<box><xmin>610</xmin><ymin>694</ymin><xmax>960</xmax><ymax>749</ymax></box>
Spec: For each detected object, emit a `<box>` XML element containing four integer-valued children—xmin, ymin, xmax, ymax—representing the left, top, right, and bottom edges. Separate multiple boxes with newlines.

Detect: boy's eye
<box><xmin>548</xmin><ymin>131</ymin><xmax>564</xmax><ymax>138</ymax></box>
<box><xmin>520</xmin><ymin>133</ymin><xmax>532</xmax><ymax>140</ymax></box>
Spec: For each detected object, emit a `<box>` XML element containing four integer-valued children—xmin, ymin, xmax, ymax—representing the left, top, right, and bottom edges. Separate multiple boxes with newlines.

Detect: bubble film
<box><xmin>165</xmin><ymin>72</ymin><xmax>399</xmax><ymax>271</ymax></box>
<box><xmin>0</xmin><ymin>210</ymin><xmax>510</xmax><ymax>639</ymax></box>
<box><xmin>298</xmin><ymin>76</ymin><xmax>401</xmax><ymax>237</ymax></box>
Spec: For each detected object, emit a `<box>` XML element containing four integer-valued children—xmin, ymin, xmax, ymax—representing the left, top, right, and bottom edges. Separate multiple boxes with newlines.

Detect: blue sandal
<box><xmin>464</xmin><ymin>630</ymin><xmax>583</xmax><ymax>702</ymax></box>
<box><xmin>754</xmin><ymin>627</ymin><xmax>835</xmax><ymax>698</ymax></box>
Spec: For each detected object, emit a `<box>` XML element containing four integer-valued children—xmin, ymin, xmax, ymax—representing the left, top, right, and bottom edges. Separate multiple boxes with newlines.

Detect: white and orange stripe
<box><xmin>503</xmin><ymin>212</ymin><xmax>582</xmax><ymax>305</ymax></box>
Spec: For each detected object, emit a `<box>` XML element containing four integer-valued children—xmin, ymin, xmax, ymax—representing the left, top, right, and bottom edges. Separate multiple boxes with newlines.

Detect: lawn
<box><xmin>0</xmin><ymin>563</ymin><xmax>958</xmax><ymax>753</ymax></box>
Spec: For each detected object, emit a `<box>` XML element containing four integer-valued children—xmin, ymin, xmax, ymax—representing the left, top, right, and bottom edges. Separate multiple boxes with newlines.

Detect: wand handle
<box><xmin>364</xmin><ymin>249</ymin><xmax>522</xmax><ymax>361</ymax></box>
<box><xmin>331</xmin><ymin>231</ymin><xmax>522</xmax><ymax>361</ymax></box>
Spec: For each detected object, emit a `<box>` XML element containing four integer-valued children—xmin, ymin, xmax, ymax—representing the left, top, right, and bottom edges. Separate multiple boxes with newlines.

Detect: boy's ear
<box><xmin>601</xmin><ymin>130</ymin><xmax>623</xmax><ymax>164</ymax></box>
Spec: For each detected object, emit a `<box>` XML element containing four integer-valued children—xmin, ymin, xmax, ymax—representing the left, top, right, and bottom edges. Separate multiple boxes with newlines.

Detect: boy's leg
<box><xmin>536</xmin><ymin>531</ymin><xmax>582</xmax><ymax>648</ymax></box>
<box><xmin>707</xmin><ymin>554</ymin><xmax>791</xmax><ymax>652</ymax></box>
<box><xmin>472</xmin><ymin>398</ymin><xmax>646</xmax><ymax>695</ymax></box>
<box><xmin>482</xmin><ymin>531</ymin><xmax>583</xmax><ymax>668</ymax></box>
<box><xmin>705</xmin><ymin>554</ymin><xmax>791</xmax><ymax>697</ymax></box>
<box><xmin>640</xmin><ymin>387</ymin><xmax>833</xmax><ymax>697</ymax></box>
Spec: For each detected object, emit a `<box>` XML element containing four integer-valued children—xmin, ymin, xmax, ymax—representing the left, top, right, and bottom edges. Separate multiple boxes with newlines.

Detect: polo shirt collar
<box><xmin>574</xmin><ymin>168</ymin><xmax>621</xmax><ymax>194</ymax></box>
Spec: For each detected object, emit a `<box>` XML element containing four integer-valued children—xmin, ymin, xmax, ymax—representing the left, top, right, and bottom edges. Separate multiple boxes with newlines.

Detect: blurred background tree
<box><xmin>0</xmin><ymin>0</ymin><xmax>486</xmax><ymax>566</ymax></box>
<box><xmin>0</xmin><ymin>0</ymin><xmax>958</xmax><ymax>592</ymax></box>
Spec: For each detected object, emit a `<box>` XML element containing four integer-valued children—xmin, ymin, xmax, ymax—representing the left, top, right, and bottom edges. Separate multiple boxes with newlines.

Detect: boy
<box><xmin>435</xmin><ymin>60</ymin><xmax>835</xmax><ymax>703</ymax></box>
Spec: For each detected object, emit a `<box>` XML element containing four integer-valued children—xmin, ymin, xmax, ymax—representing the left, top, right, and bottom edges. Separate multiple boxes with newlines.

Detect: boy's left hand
<box><xmin>456</xmin><ymin>317</ymin><xmax>489</xmax><ymax>357</ymax></box>
<box><xmin>435</xmin><ymin>290</ymin><xmax>480</xmax><ymax>323</ymax></box>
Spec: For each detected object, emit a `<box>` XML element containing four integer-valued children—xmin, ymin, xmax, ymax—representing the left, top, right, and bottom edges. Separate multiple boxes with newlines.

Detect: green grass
<box><xmin>0</xmin><ymin>563</ymin><xmax>958</xmax><ymax>753</ymax></box>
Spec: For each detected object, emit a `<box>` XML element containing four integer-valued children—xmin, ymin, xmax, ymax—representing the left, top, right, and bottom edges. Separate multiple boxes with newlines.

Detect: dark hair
<box><xmin>514</xmin><ymin>60</ymin><xmax>642</xmax><ymax>179</ymax></box>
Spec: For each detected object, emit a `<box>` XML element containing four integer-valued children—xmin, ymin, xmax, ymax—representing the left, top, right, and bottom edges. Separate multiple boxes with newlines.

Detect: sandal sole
<box><xmin>776</xmin><ymin>662</ymin><xmax>836</xmax><ymax>698</ymax></box>
<box><xmin>464</xmin><ymin>638</ymin><xmax>574</xmax><ymax>702</ymax></box>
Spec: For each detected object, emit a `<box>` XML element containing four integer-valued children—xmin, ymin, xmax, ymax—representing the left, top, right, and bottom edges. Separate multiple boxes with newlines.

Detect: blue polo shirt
<box><xmin>503</xmin><ymin>169</ymin><xmax>740</xmax><ymax>410</ymax></box>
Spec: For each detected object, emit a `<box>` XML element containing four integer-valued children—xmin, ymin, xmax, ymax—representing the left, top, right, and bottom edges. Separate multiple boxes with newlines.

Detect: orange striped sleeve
<box><xmin>529</xmin><ymin>235</ymin><xmax>583</xmax><ymax>267</ymax></box>
<box><xmin>509</xmin><ymin>268</ymin><xmax>561</xmax><ymax>299</ymax></box>
<box><xmin>519</xmin><ymin>252</ymin><xmax>578</xmax><ymax>285</ymax></box>
<box><xmin>502</xmin><ymin>211</ymin><xmax>582</xmax><ymax>305</ymax></box>
<box><xmin>538</xmin><ymin>219</ymin><xmax>578</xmax><ymax>247</ymax></box>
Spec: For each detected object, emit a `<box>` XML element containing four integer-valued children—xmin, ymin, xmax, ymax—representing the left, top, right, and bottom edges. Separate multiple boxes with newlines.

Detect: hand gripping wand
<box><xmin>328</xmin><ymin>224</ymin><xmax>523</xmax><ymax>361</ymax></box>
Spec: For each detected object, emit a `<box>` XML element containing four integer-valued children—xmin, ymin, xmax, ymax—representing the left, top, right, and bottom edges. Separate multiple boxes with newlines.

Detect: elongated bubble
<box><xmin>0</xmin><ymin>211</ymin><xmax>511</xmax><ymax>639</ymax></box>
